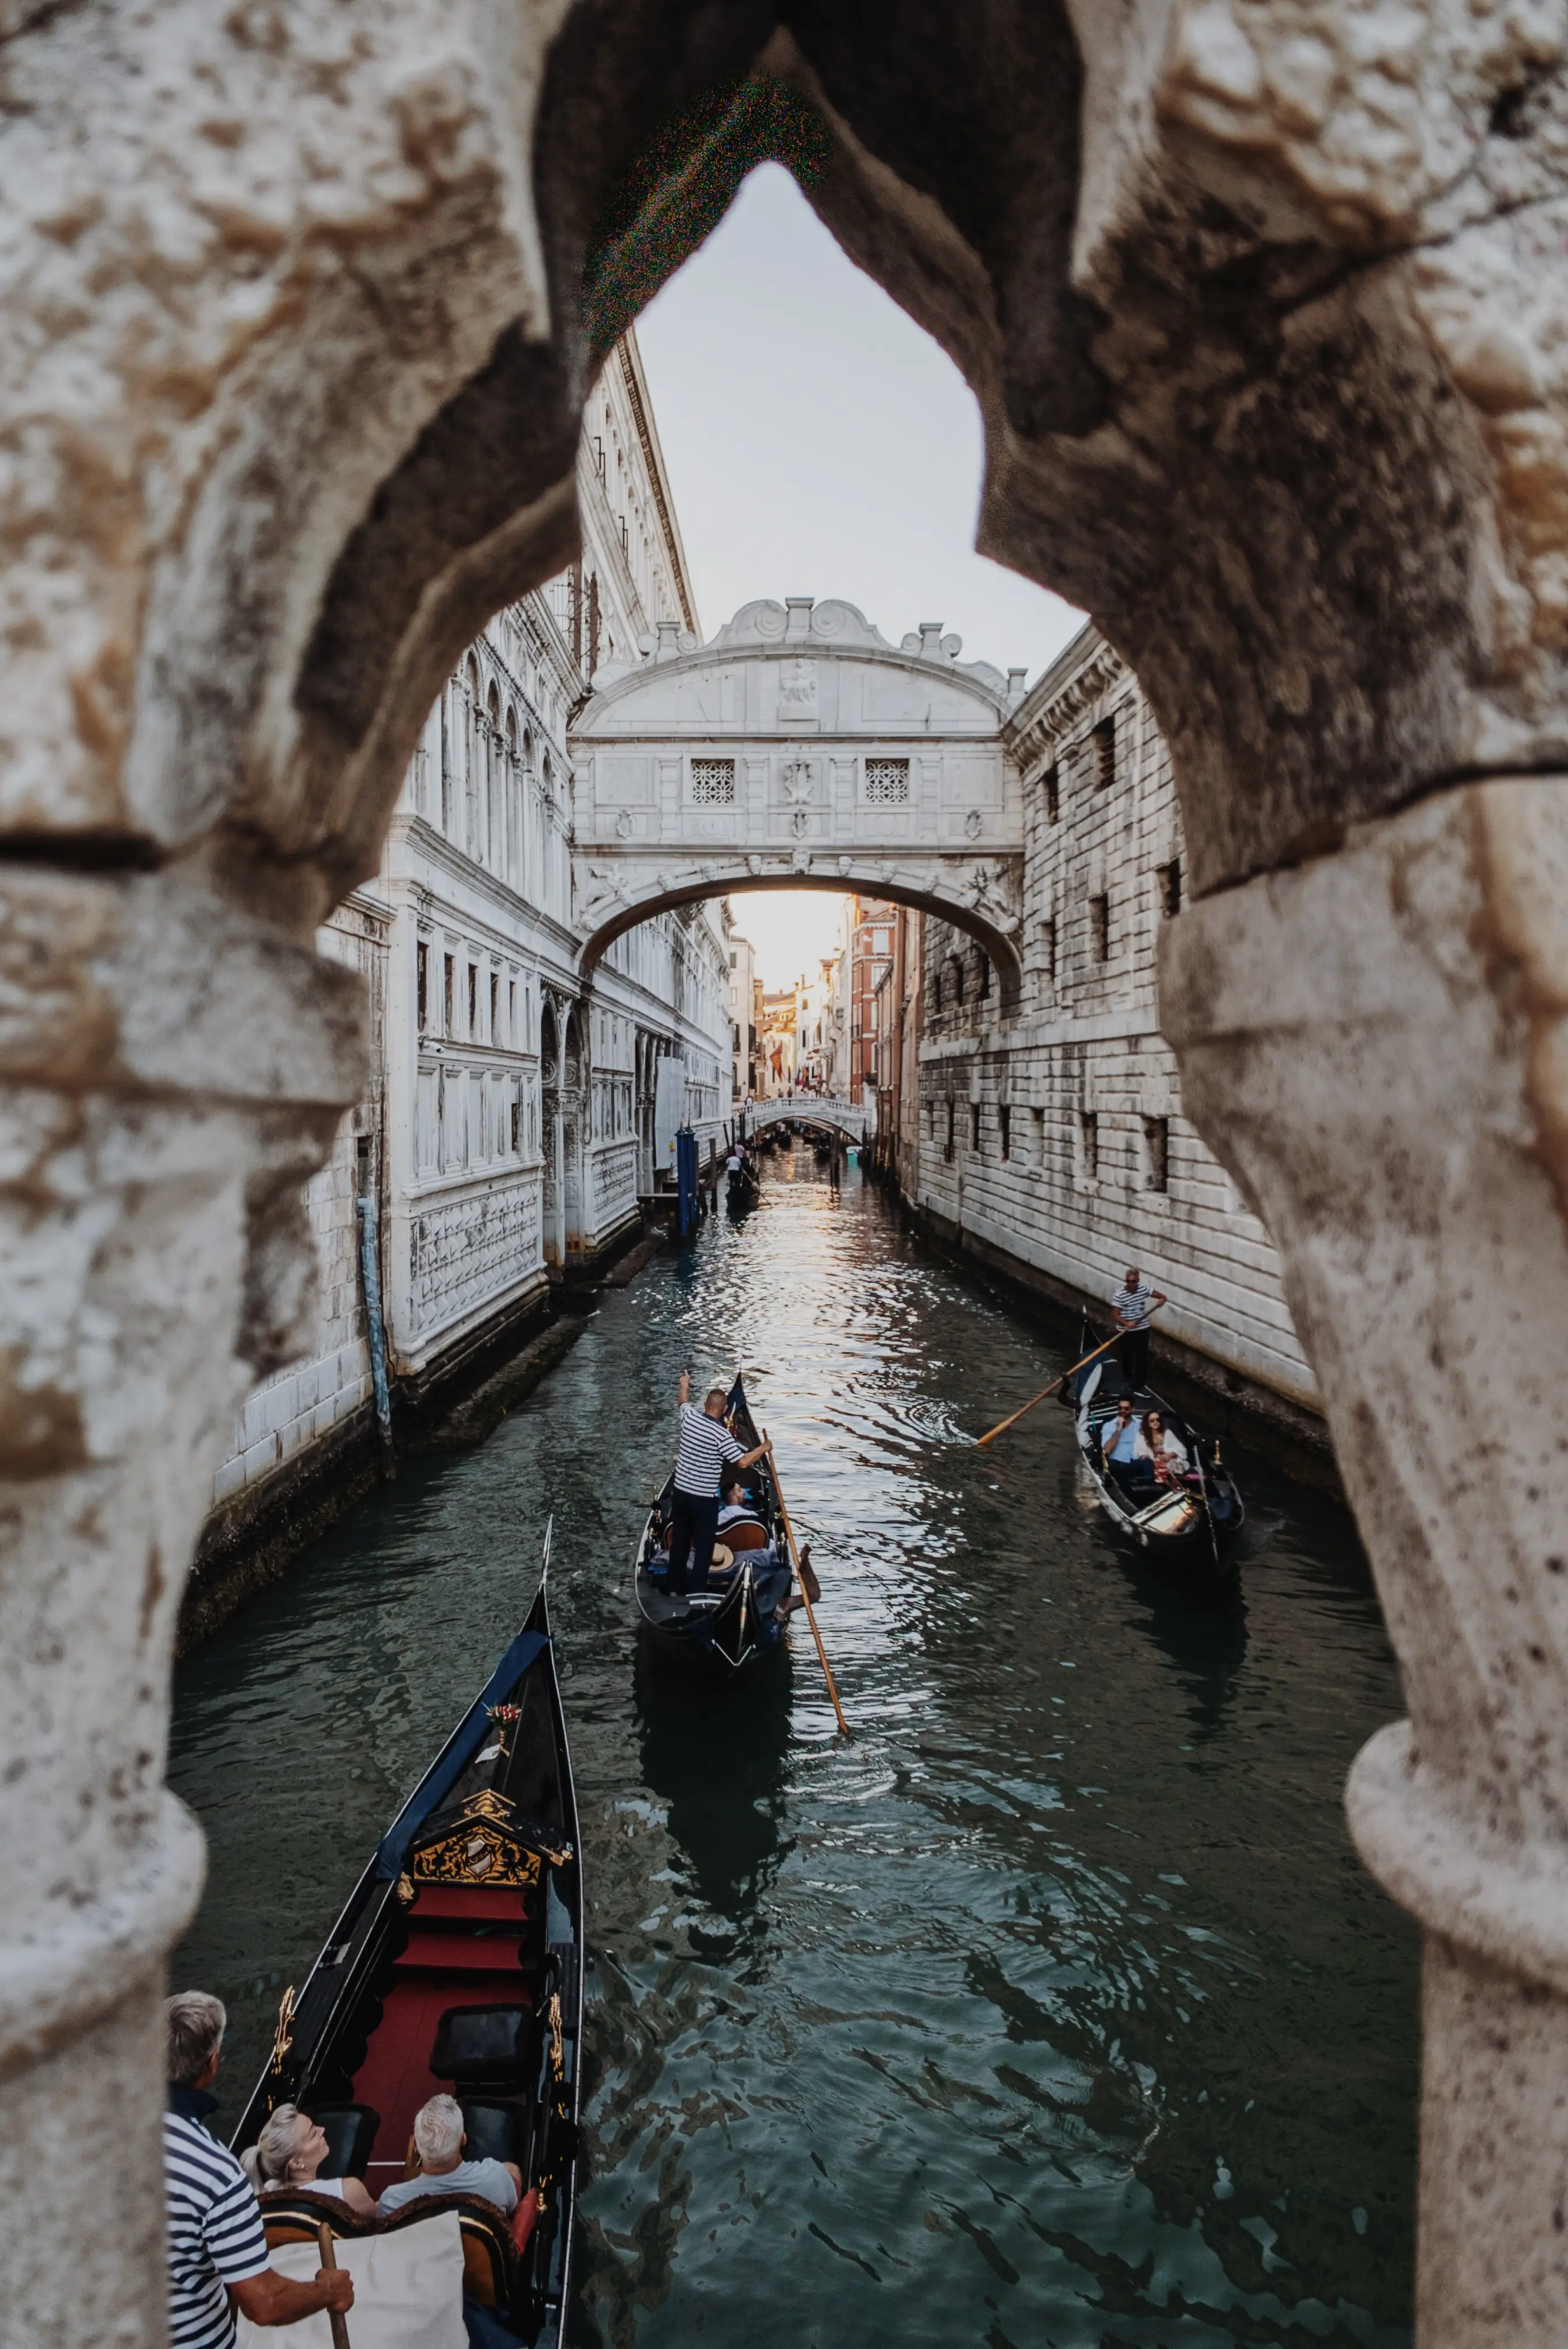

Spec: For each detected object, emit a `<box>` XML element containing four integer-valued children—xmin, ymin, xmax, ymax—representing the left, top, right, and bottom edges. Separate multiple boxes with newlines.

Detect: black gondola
<box><xmin>232</xmin><ymin>1564</ymin><xmax>583</xmax><ymax>2345</ymax></box>
<box><xmin>1068</xmin><ymin>1319</ymin><xmax>1245</xmax><ymax>1578</ymax></box>
<box><xmin>726</xmin><ymin>1161</ymin><xmax>760</xmax><ymax>1215</ymax></box>
<box><xmin>634</xmin><ymin>1374</ymin><xmax>794</xmax><ymax>1671</ymax></box>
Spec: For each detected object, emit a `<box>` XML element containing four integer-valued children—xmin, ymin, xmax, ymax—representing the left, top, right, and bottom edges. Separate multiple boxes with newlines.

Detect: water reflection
<box><xmin>633</xmin><ymin>1642</ymin><xmax>794</xmax><ymax>1945</ymax></box>
<box><xmin>171</xmin><ymin>1142</ymin><xmax>1415</xmax><ymax>2348</ymax></box>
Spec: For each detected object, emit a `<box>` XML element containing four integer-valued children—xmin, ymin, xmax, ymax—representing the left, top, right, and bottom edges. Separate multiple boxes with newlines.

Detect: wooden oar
<box><xmin>764</xmin><ymin>1432</ymin><xmax>849</xmax><ymax>1738</ymax></box>
<box><xmin>316</xmin><ymin>2222</ymin><xmax>351</xmax><ymax>2349</ymax></box>
<box><xmin>975</xmin><ymin>1311</ymin><xmax>1161</xmax><ymax>1448</ymax></box>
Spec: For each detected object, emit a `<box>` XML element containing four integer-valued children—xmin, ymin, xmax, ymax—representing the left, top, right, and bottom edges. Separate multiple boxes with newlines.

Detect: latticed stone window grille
<box><xmin>690</xmin><ymin>758</ymin><xmax>736</xmax><ymax>803</ymax></box>
<box><xmin>864</xmin><ymin>757</ymin><xmax>910</xmax><ymax>802</ymax></box>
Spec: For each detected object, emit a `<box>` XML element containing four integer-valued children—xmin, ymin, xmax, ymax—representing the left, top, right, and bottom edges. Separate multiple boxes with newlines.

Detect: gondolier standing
<box><xmin>669</xmin><ymin>1371</ymin><xmax>767</xmax><ymax>1593</ymax></box>
<box><xmin>1111</xmin><ymin>1266</ymin><xmax>1167</xmax><ymax>1397</ymax></box>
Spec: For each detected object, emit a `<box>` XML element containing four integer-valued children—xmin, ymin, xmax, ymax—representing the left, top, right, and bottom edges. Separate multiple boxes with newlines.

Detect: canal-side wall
<box><xmin>907</xmin><ymin>622</ymin><xmax>1330</xmax><ymax>1465</ymax></box>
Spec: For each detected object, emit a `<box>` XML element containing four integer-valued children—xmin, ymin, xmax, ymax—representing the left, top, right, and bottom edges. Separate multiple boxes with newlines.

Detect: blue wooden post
<box><xmin>676</xmin><ymin>1126</ymin><xmax>698</xmax><ymax>1240</ymax></box>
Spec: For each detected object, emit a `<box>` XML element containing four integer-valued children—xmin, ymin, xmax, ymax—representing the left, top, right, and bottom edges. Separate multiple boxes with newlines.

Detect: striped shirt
<box><xmin>164</xmin><ymin>2105</ymin><xmax>270</xmax><ymax>2348</ymax></box>
<box><xmin>676</xmin><ymin>1401</ymin><xmax>744</xmax><ymax>1497</ymax></box>
<box><xmin>1111</xmin><ymin>1281</ymin><xmax>1156</xmax><ymax>1330</ymax></box>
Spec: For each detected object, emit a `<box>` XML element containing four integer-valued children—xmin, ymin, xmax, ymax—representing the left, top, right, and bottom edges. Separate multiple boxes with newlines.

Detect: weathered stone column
<box><xmin>1163</xmin><ymin>778</ymin><xmax>1568</xmax><ymax>2343</ymax></box>
<box><xmin>0</xmin><ymin>865</ymin><xmax>363</xmax><ymax>2343</ymax></box>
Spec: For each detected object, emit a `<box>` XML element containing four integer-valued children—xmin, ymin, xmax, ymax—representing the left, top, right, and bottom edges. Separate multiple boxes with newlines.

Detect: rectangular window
<box><xmin>467</xmin><ymin>964</ymin><xmax>478</xmax><ymax>1035</ymax></box>
<box><xmin>691</xmin><ymin>757</ymin><xmax>736</xmax><ymax>803</ymax></box>
<box><xmin>1041</xmin><ymin>918</ymin><xmax>1057</xmax><ymax>983</ymax></box>
<box><xmin>978</xmin><ymin>954</ymin><xmax>990</xmax><ymax>1001</ymax></box>
<box><xmin>1044</xmin><ymin>763</ymin><xmax>1060</xmax><ymax>824</ymax></box>
<box><xmin>970</xmin><ymin>1101</ymin><xmax>982</xmax><ymax>1153</ymax></box>
<box><xmin>933</xmin><ymin>966</ymin><xmax>944</xmax><ymax>1012</ymax></box>
<box><xmin>1090</xmin><ymin>895</ymin><xmax>1110</xmax><ymax>961</ymax></box>
<box><xmin>1000</xmin><ymin>1103</ymin><xmax>1011</xmax><ymax>1160</ymax></box>
<box><xmin>508</xmin><ymin>980</ymin><xmax>517</xmax><ymax>1043</ymax></box>
<box><xmin>511</xmin><ymin>1089</ymin><xmax>522</xmax><ymax>1154</ymax></box>
<box><xmin>1144</xmin><ymin>1114</ymin><xmax>1170</xmax><ymax>1192</ymax></box>
<box><xmin>864</xmin><ymin>758</ymin><xmax>910</xmax><ymax>803</ymax></box>
<box><xmin>443</xmin><ymin>954</ymin><xmax>454</xmax><ymax>1034</ymax></box>
<box><xmin>416</xmin><ymin>943</ymin><xmax>428</xmax><ymax>1034</ymax></box>
<box><xmin>1032</xmin><ymin>1105</ymin><xmax>1046</xmax><ymax>1165</ymax></box>
<box><xmin>1093</xmin><ymin>715</ymin><xmax>1116</xmax><ymax>788</ymax></box>
<box><xmin>945</xmin><ymin>1101</ymin><xmax>955</xmax><ymax>1162</ymax></box>
<box><xmin>489</xmin><ymin>971</ymin><xmax>499</xmax><ymax>1039</ymax></box>
<box><xmin>1157</xmin><ymin>859</ymin><xmax>1182</xmax><ymax>917</ymax></box>
<box><xmin>1079</xmin><ymin>1109</ymin><xmax>1099</xmax><ymax>1181</ymax></box>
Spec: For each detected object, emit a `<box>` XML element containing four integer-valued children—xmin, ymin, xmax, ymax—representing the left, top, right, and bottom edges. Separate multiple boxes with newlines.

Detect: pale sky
<box><xmin>635</xmin><ymin>163</ymin><xmax>1083</xmax><ymax>990</ymax></box>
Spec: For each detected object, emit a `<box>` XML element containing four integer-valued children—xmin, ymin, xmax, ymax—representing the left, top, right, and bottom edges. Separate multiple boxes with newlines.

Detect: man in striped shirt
<box><xmin>669</xmin><ymin>1370</ymin><xmax>767</xmax><ymax>1593</ymax></box>
<box><xmin>164</xmin><ymin>1990</ymin><xmax>354</xmax><ymax>2346</ymax></box>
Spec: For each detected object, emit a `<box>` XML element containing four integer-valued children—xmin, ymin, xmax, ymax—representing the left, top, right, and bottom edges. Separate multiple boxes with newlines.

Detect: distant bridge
<box><xmin>741</xmin><ymin>1096</ymin><xmax>869</xmax><ymax>1143</ymax></box>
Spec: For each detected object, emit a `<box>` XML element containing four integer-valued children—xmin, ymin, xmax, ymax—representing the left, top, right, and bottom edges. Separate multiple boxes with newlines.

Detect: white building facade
<box><xmin>916</xmin><ymin>621</ymin><xmax>1321</xmax><ymax>1434</ymax></box>
<box><xmin>204</xmin><ymin>333</ymin><xmax>729</xmax><ymax>1561</ymax></box>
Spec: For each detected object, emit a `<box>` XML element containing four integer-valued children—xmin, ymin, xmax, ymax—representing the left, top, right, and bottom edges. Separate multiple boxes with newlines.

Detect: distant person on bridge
<box><xmin>1111</xmin><ymin>1266</ymin><xmax>1166</xmax><ymax>1396</ymax></box>
<box><xmin>669</xmin><ymin>1372</ymin><xmax>767</xmax><ymax>1594</ymax></box>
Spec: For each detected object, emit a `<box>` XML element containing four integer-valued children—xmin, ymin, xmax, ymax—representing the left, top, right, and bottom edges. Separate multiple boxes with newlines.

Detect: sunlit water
<box><xmin>171</xmin><ymin>1148</ymin><xmax>1417</xmax><ymax>2346</ymax></box>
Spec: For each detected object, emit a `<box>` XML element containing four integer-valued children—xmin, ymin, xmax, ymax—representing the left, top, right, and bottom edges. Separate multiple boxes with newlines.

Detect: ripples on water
<box><xmin>171</xmin><ymin>1148</ymin><xmax>1417</xmax><ymax>2346</ymax></box>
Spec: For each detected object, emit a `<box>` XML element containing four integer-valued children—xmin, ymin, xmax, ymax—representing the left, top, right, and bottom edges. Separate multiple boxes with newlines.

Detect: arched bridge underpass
<box><xmin>568</xmin><ymin>598</ymin><xmax>1027</xmax><ymax>1005</ymax></box>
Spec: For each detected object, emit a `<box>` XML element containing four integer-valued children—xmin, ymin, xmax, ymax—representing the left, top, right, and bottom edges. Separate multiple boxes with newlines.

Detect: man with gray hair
<box><xmin>376</xmin><ymin>2093</ymin><xmax>521</xmax><ymax>2216</ymax></box>
<box><xmin>164</xmin><ymin>1989</ymin><xmax>354</xmax><ymax>2346</ymax></box>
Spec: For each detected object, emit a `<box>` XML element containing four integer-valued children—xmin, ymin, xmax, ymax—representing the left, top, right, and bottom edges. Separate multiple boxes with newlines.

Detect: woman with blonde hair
<box><xmin>238</xmin><ymin>2104</ymin><xmax>376</xmax><ymax>2216</ymax></box>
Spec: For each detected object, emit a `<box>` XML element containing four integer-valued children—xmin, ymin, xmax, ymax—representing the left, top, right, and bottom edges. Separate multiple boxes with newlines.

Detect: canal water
<box><xmin>170</xmin><ymin>1146</ymin><xmax>1417</xmax><ymax>2347</ymax></box>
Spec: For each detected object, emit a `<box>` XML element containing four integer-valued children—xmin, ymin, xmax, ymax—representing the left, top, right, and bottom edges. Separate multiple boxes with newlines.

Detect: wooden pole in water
<box><xmin>764</xmin><ymin>1433</ymin><xmax>850</xmax><ymax>1738</ymax></box>
<box><xmin>316</xmin><ymin>2223</ymin><xmax>351</xmax><ymax>2349</ymax></box>
<box><xmin>974</xmin><ymin>1309</ymin><xmax>1163</xmax><ymax>1448</ymax></box>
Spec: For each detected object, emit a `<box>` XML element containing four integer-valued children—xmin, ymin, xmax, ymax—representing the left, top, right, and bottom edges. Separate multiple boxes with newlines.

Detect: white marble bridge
<box><xmin>569</xmin><ymin>598</ymin><xmax>1029</xmax><ymax>1004</ymax></box>
<box><xmin>742</xmin><ymin>1096</ymin><xmax>869</xmax><ymax>1143</ymax></box>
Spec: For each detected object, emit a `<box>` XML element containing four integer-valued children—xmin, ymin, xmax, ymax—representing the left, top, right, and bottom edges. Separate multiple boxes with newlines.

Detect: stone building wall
<box><xmin>916</xmin><ymin>623</ymin><xmax>1320</xmax><ymax>1424</ymax></box>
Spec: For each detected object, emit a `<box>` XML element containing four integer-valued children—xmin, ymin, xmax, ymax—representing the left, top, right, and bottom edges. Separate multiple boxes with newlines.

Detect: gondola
<box><xmin>1067</xmin><ymin>1318</ymin><xmax>1244</xmax><ymax>1579</ymax></box>
<box><xmin>232</xmin><ymin>1558</ymin><xmax>583</xmax><ymax>2345</ymax></box>
<box><xmin>726</xmin><ymin>1161</ymin><xmax>760</xmax><ymax>1215</ymax></box>
<box><xmin>634</xmin><ymin>1374</ymin><xmax>794</xmax><ymax>1671</ymax></box>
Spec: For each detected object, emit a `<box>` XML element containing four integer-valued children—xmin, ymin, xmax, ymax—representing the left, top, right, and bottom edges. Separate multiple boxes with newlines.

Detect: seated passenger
<box><xmin>717</xmin><ymin>1472</ymin><xmax>767</xmax><ymax>1540</ymax></box>
<box><xmin>377</xmin><ymin>2094</ymin><xmax>520</xmax><ymax>2217</ymax></box>
<box><xmin>239</xmin><ymin>2103</ymin><xmax>376</xmax><ymax>2217</ymax></box>
<box><xmin>1139</xmin><ymin>1410</ymin><xmax>1191</xmax><ymax>1484</ymax></box>
<box><xmin>1099</xmin><ymin>1396</ymin><xmax>1148</xmax><ymax>1480</ymax></box>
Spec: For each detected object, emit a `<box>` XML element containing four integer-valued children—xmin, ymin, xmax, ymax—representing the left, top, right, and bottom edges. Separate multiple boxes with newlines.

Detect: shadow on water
<box><xmin>171</xmin><ymin>1143</ymin><xmax>1416</xmax><ymax>2349</ymax></box>
<box><xmin>633</xmin><ymin>1640</ymin><xmax>794</xmax><ymax>1948</ymax></box>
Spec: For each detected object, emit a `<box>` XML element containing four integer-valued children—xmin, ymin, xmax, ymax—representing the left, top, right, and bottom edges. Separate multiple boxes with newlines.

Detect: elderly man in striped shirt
<box><xmin>669</xmin><ymin>1370</ymin><xmax>768</xmax><ymax>1593</ymax></box>
<box><xmin>164</xmin><ymin>1991</ymin><xmax>354</xmax><ymax>2346</ymax></box>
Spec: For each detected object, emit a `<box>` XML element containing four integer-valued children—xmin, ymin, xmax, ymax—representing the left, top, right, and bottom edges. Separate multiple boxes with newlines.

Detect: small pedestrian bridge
<box><xmin>743</xmin><ymin>1097</ymin><xmax>869</xmax><ymax>1144</ymax></box>
<box><xmin>570</xmin><ymin>598</ymin><xmax>1027</xmax><ymax>1004</ymax></box>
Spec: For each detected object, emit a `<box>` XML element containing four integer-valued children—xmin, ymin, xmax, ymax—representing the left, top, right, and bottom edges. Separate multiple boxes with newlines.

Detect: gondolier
<box><xmin>670</xmin><ymin>1370</ymin><xmax>767</xmax><ymax>1594</ymax></box>
<box><xmin>1111</xmin><ymin>1266</ymin><xmax>1166</xmax><ymax>1395</ymax></box>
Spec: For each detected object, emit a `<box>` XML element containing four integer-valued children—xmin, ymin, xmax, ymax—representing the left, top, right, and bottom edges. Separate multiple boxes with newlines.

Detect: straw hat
<box><xmin>709</xmin><ymin>1542</ymin><xmax>734</xmax><ymax>1572</ymax></box>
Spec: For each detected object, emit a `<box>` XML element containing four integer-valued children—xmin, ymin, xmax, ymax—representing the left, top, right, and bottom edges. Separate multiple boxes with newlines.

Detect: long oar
<box><xmin>975</xmin><ymin>1311</ymin><xmax>1162</xmax><ymax>1448</ymax></box>
<box><xmin>317</xmin><ymin>2222</ymin><xmax>351</xmax><ymax>2349</ymax></box>
<box><xmin>764</xmin><ymin>1432</ymin><xmax>849</xmax><ymax>1738</ymax></box>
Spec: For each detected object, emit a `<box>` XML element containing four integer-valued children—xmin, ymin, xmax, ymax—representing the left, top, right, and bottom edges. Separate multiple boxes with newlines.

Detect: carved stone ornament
<box><xmin>781</xmin><ymin>757</ymin><xmax>814</xmax><ymax>805</ymax></box>
<box><xmin>965</xmin><ymin>809</ymin><xmax>983</xmax><ymax>840</ymax></box>
<box><xmin>615</xmin><ymin>809</ymin><xmax>635</xmax><ymax>839</ymax></box>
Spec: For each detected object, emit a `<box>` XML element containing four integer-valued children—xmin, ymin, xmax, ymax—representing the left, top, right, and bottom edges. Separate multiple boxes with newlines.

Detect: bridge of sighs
<box><xmin>568</xmin><ymin>598</ymin><xmax>1029</xmax><ymax>1004</ymax></box>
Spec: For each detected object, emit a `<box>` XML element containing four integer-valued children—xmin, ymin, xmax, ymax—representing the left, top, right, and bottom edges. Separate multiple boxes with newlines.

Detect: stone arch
<box><xmin>580</xmin><ymin>870</ymin><xmax>1023</xmax><ymax>1012</ymax></box>
<box><xmin>5</xmin><ymin>10</ymin><xmax>1568</xmax><ymax>2334</ymax></box>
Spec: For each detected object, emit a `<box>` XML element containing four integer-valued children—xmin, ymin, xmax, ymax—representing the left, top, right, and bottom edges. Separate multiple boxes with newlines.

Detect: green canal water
<box><xmin>170</xmin><ymin>1147</ymin><xmax>1417</xmax><ymax>2347</ymax></box>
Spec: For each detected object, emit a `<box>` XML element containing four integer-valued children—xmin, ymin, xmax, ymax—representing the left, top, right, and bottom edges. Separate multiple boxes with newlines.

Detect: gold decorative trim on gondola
<box><xmin>411</xmin><ymin>1818</ymin><xmax>543</xmax><ymax>1888</ymax></box>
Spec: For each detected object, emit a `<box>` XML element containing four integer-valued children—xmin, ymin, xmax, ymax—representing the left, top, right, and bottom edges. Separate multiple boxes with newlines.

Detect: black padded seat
<box><xmin>460</xmin><ymin>2096</ymin><xmax>532</xmax><ymax>2172</ymax></box>
<box><xmin>430</xmin><ymin>2004</ymin><xmax>532</xmax><ymax>2090</ymax></box>
<box><xmin>301</xmin><ymin>2102</ymin><xmax>380</xmax><ymax>2180</ymax></box>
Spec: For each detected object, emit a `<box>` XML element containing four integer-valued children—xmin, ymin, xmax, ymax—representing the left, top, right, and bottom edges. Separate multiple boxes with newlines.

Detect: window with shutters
<box><xmin>690</xmin><ymin>758</ymin><xmax>736</xmax><ymax>803</ymax></box>
<box><xmin>864</xmin><ymin>757</ymin><xmax>910</xmax><ymax>802</ymax></box>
